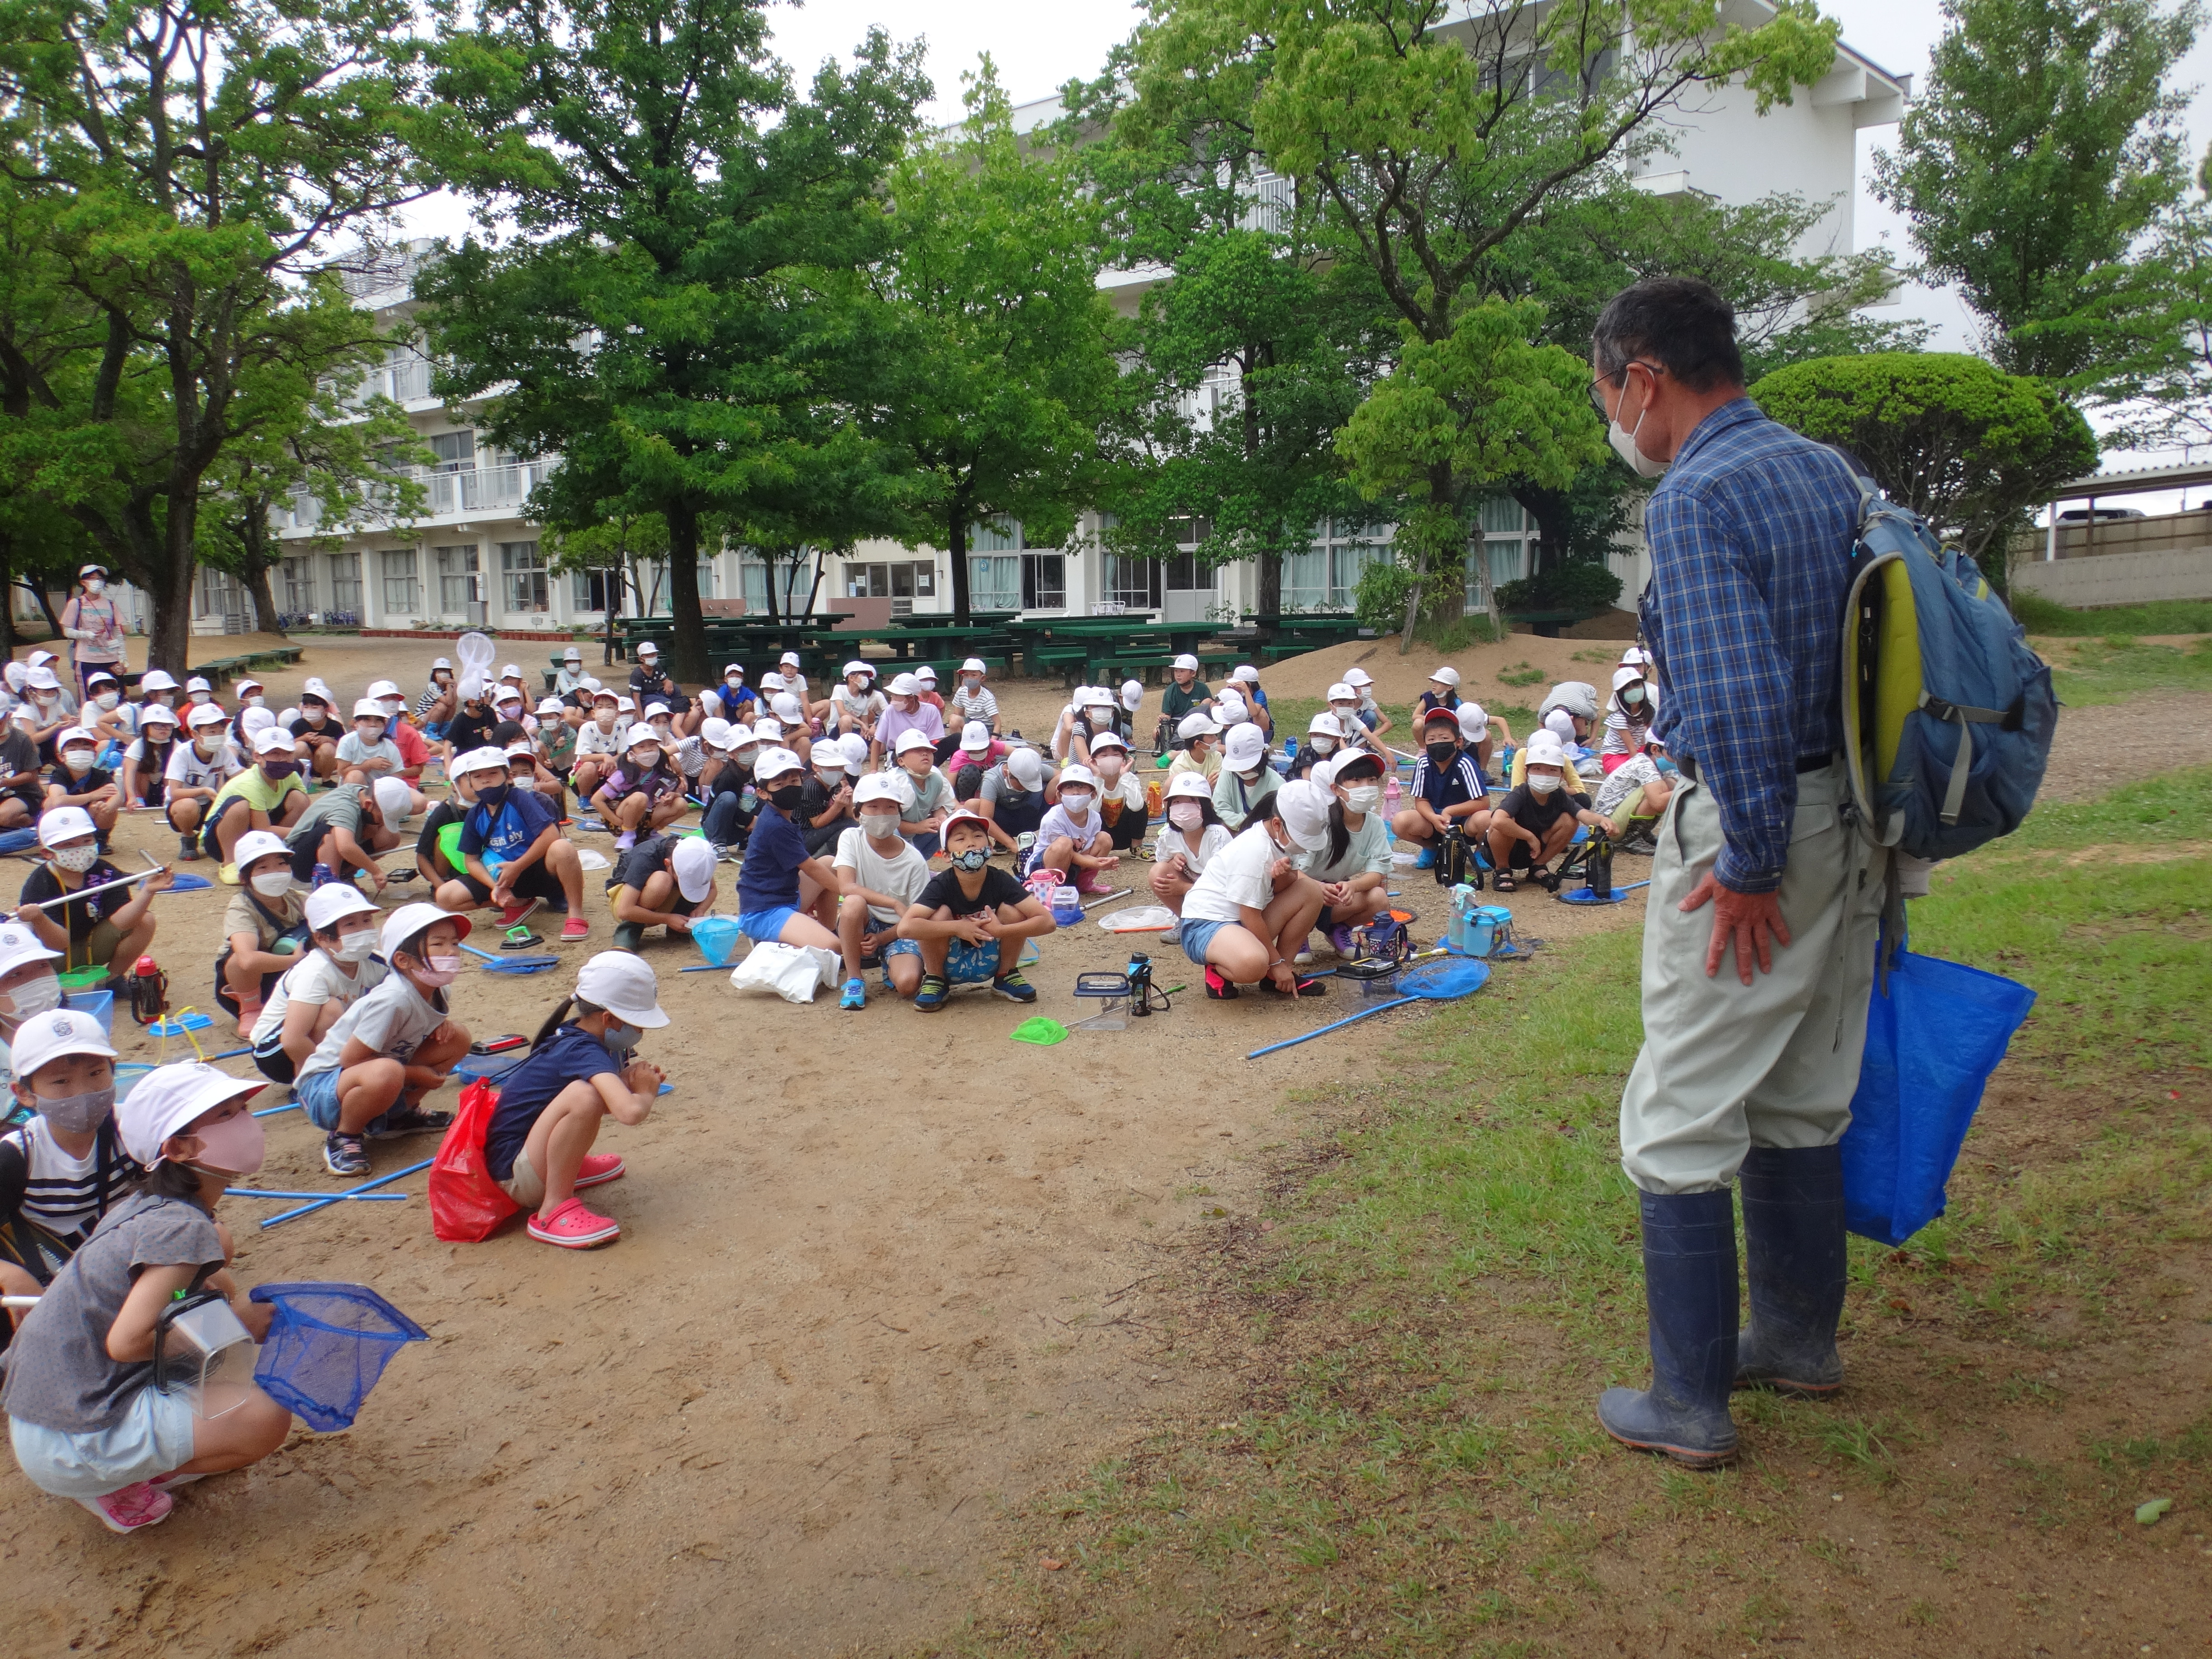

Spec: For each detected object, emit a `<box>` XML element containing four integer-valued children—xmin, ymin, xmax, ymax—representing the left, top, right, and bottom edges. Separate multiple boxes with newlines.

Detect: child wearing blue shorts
<box><xmin>895</xmin><ymin>811</ymin><xmax>1055</xmax><ymax>1013</ymax></box>
<box><xmin>733</xmin><ymin>747</ymin><xmax>842</xmax><ymax>952</ymax></box>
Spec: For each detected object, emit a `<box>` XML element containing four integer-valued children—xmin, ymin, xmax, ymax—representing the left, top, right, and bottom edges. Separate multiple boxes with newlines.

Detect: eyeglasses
<box><xmin>1589</xmin><ymin>359</ymin><xmax>1659</xmax><ymax>417</ymax></box>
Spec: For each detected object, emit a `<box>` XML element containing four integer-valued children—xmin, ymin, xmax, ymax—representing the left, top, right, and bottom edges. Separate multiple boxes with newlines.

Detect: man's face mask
<box><xmin>1604</xmin><ymin>366</ymin><xmax>1670</xmax><ymax>480</ymax></box>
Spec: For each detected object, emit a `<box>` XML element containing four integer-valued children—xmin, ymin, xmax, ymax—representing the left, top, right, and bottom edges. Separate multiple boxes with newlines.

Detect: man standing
<box><xmin>1589</xmin><ymin>278</ymin><xmax>1882</xmax><ymax>1468</ymax></box>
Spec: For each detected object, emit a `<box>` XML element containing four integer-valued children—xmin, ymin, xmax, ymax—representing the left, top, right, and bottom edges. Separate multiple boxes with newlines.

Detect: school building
<box><xmin>269</xmin><ymin>13</ymin><xmax>1907</xmax><ymax>635</ymax></box>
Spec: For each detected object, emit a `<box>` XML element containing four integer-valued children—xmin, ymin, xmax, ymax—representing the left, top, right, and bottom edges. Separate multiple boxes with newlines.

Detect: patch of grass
<box><xmin>1408</xmin><ymin>615</ymin><xmax>1508</xmax><ymax>653</ymax></box>
<box><xmin>1495</xmin><ymin>660</ymin><xmax>1544</xmax><ymax>687</ymax></box>
<box><xmin>2012</xmin><ymin>591</ymin><xmax>2212</xmax><ymax>636</ymax></box>
<box><xmin>952</xmin><ymin>766</ymin><xmax>2212</xmax><ymax>1657</ymax></box>
<box><xmin>2042</xmin><ymin>635</ymin><xmax>2212</xmax><ymax>706</ymax></box>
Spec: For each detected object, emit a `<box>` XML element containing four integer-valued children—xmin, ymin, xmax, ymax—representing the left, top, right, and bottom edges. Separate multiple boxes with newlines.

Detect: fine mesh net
<box><xmin>690</xmin><ymin>916</ymin><xmax>744</xmax><ymax>966</ymax></box>
<box><xmin>251</xmin><ymin>1282</ymin><xmax>427</xmax><ymax>1433</ymax></box>
<box><xmin>1393</xmin><ymin>957</ymin><xmax>1492</xmax><ymax>1000</ymax></box>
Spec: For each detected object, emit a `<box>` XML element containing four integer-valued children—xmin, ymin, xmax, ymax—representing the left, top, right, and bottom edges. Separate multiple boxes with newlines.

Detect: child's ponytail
<box><xmin>529</xmin><ymin>992</ymin><xmax>607</xmax><ymax>1052</ymax></box>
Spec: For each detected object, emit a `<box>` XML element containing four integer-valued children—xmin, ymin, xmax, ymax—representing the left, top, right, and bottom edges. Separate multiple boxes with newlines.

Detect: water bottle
<box><xmin>128</xmin><ymin>955</ymin><xmax>169</xmax><ymax>1026</ymax></box>
<box><xmin>1384</xmin><ymin>775</ymin><xmax>1402</xmax><ymax>815</ymax></box>
<box><xmin>311</xmin><ymin>862</ymin><xmax>334</xmax><ymax>889</ymax></box>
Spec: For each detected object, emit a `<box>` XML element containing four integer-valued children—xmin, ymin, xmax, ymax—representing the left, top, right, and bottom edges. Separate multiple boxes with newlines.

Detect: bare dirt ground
<box><xmin>0</xmin><ymin>631</ymin><xmax>1644</xmax><ymax>1657</ymax></box>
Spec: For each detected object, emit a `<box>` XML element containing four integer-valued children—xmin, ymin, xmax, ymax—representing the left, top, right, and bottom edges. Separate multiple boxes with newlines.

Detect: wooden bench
<box><xmin>1501</xmin><ymin>607</ymin><xmax>1606</xmax><ymax>639</ymax></box>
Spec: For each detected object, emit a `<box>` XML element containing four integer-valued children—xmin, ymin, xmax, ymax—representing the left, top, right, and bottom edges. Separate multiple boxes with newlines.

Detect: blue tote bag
<box><xmin>1840</xmin><ymin>944</ymin><xmax>2036</xmax><ymax>1247</ymax></box>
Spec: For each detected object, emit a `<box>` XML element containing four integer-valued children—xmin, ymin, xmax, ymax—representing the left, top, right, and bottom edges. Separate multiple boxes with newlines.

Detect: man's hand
<box><xmin>1679</xmin><ymin>872</ymin><xmax>1793</xmax><ymax>984</ymax></box>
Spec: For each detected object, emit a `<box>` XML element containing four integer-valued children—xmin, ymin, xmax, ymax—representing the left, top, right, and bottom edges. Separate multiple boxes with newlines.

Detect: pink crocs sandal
<box><xmin>573</xmin><ymin>1153</ymin><xmax>624</xmax><ymax>1189</ymax></box>
<box><xmin>76</xmin><ymin>1481</ymin><xmax>173</xmax><ymax>1534</ymax></box>
<box><xmin>526</xmin><ymin>1196</ymin><xmax>621</xmax><ymax>1249</ymax></box>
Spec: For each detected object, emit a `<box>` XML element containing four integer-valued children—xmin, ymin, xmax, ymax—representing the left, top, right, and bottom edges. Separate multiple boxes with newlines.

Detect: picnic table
<box><xmin>1501</xmin><ymin>607</ymin><xmax>1606</xmax><ymax>639</ymax></box>
<box><xmin>1002</xmin><ymin>618</ymin><xmax>1233</xmax><ymax>686</ymax></box>
<box><xmin>1247</xmin><ymin>612</ymin><xmax>1373</xmax><ymax>660</ymax></box>
<box><xmin>191</xmin><ymin>644</ymin><xmax>306</xmax><ymax>687</ymax></box>
<box><xmin>860</xmin><ymin>623</ymin><xmax>1021</xmax><ymax>673</ymax></box>
<box><xmin>605</xmin><ymin>614</ymin><xmax>854</xmax><ymax>676</ymax></box>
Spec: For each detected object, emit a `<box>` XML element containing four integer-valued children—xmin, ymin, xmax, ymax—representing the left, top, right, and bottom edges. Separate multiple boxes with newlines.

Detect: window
<box><xmin>970</xmin><ymin>518</ymin><xmax>1021</xmax><ymax>552</ymax></box>
<box><xmin>281</xmin><ymin>557</ymin><xmax>315</xmax><ymax>615</ymax></box>
<box><xmin>327</xmin><ymin>552</ymin><xmax>360</xmax><ymax>616</ymax></box>
<box><xmin>1165</xmin><ymin>515</ymin><xmax>1214</xmax><ymax>548</ymax></box>
<box><xmin>427</xmin><ymin>431</ymin><xmax>476</xmax><ymax>473</ymax></box>
<box><xmin>380</xmin><ymin>548</ymin><xmax>419</xmax><ymax>614</ymax></box>
<box><xmin>843</xmin><ymin>560</ymin><xmax>937</xmax><ymax>600</ymax></box>
<box><xmin>742</xmin><ymin>559</ymin><xmax>811</xmax><ymax>615</ymax></box>
<box><xmin>1286</xmin><ymin>519</ymin><xmax>1390</xmax><ymax>612</ymax></box>
<box><xmin>500</xmin><ymin>540</ymin><xmax>548</xmax><ymax>613</ymax></box>
<box><xmin>434</xmin><ymin>544</ymin><xmax>479</xmax><ymax>612</ymax></box>
<box><xmin>969</xmin><ymin>555</ymin><xmax>1021</xmax><ymax>612</ymax></box>
<box><xmin>1466</xmin><ymin>498</ymin><xmax>1533</xmax><ymax>611</ymax></box>
<box><xmin>571</xmin><ymin>567</ymin><xmax>619</xmax><ymax>613</ymax></box>
<box><xmin>695</xmin><ymin>560</ymin><xmax>717</xmax><ymax>600</ymax></box>
<box><xmin>1104</xmin><ymin>554</ymin><xmax>1162</xmax><ymax>611</ymax></box>
<box><xmin>1021</xmin><ymin>553</ymin><xmax>1065</xmax><ymax>611</ymax></box>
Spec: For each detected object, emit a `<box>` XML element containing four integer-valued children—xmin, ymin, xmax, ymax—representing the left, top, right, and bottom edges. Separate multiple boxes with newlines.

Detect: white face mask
<box><xmin>649</xmin><ymin>721</ymin><xmax>671</xmax><ymax>740</ymax></box>
<box><xmin>1622</xmin><ymin>685</ymin><xmax>1645</xmax><ymax>706</ymax></box>
<box><xmin>1168</xmin><ymin>801</ymin><xmax>1203</xmax><ymax>831</ymax></box>
<box><xmin>0</xmin><ymin>975</ymin><xmax>62</xmax><ymax>1019</ymax></box>
<box><xmin>94</xmin><ymin>691</ymin><xmax>119</xmax><ymax>711</ymax></box>
<box><xmin>251</xmin><ymin>869</ymin><xmax>293</xmax><ymax>898</ymax></box>
<box><xmin>85</xmin><ymin>578</ymin><xmax>104</xmax><ymax>595</ymax></box>
<box><xmin>61</xmin><ymin>750</ymin><xmax>94</xmax><ymax>775</ymax></box>
<box><xmin>860</xmin><ymin>809</ymin><xmax>901</xmax><ymax>839</ymax></box>
<box><xmin>595</xmin><ymin>709</ymin><xmax>617</xmax><ymax>728</ymax></box>
<box><xmin>188</xmin><ymin>690</ymin><xmax>211</xmax><ymax>704</ymax></box>
<box><xmin>52</xmin><ymin>843</ymin><xmax>99</xmax><ymax>873</ymax></box>
<box><xmin>356</xmin><ymin>723</ymin><xmax>385</xmax><ymax>743</ymax></box>
<box><xmin>331</xmin><ymin>928</ymin><xmax>378</xmax><ymax>964</ymax></box>
<box><xmin>1310</xmin><ymin>736</ymin><xmax>1336</xmax><ymax>755</ymax></box>
<box><xmin>629</xmin><ymin>747</ymin><xmax>661</xmax><ymax>769</ymax></box>
<box><xmin>380</xmin><ymin>700</ymin><xmax>406</xmax><ymax>720</ymax></box>
<box><xmin>1343</xmin><ymin>784</ymin><xmax>1381</xmax><ymax>813</ymax></box>
<box><xmin>1096</xmin><ymin>755</ymin><xmax>1123</xmax><ymax>778</ymax></box>
<box><xmin>1606</xmin><ymin>374</ymin><xmax>1670</xmax><ymax>479</ymax></box>
<box><xmin>1528</xmin><ymin>770</ymin><xmax>1561</xmax><ymax>797</ymax></box>
<box><xmin>194</xmin><ymin>736</ymin><xmax>220</xmax><ymax>756</ymax></box>
<box><xmin>244</xmin><ymin>694</ymin><xmax>265</xmax><ymax>709</ymax></box>
<box><xmin>1061</xmin><ymin>790</ymin><xmax>1093</xmax><ymax>817</ymax></box>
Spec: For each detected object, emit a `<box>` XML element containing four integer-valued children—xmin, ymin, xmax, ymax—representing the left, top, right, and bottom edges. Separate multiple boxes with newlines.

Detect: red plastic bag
<box><xmin>428</xmin><ymin>1078</ymin><xmax>519</xmax><ymax>1242</ymax></box>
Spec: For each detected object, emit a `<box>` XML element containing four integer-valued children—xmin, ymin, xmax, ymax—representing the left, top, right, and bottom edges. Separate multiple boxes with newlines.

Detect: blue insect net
<box><xmin>250</xmin><ymin>1282</ymin><xmax>428</xmax><ymax>1432</ymax></box>
<box><xmin>690</xmin><ymin>915</ymin><xmax>745</xmax><ymax>967</ymax></box>
<box><xmin>1393</xmin><ymin>956</ymin><xmax>1492</xmax><ymax>1000</ymax></box>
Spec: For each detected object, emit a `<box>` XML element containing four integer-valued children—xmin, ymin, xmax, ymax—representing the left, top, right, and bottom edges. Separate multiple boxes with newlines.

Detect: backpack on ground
<box><xmin>1835</xmin><ymin>466</ymin><xmax>2056</xmax><ymax>865</ymax></box>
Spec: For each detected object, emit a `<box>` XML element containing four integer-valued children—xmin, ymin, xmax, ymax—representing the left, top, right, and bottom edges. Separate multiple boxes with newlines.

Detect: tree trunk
<box><xmin>802</xmin><ymin>546</ymin><xmax>826</xmax><ymax>617</ymax></box>
<box><xmin>1257</xmin><ymin>548</ymin><xmax>1282</xmax><ymax>618</ymax></box>
<box><xmin>662</xmin><ymin>501</ymin><xmax>708</xmax><ymax>683</ymax></box>
<box><xmin>0</xmin><ymin>539</ymin><xmax>16</xmax><ymax>655</ymax></box>
<box><xmin>948</xmin><ymin>504</ymin><xmax>972</xmax><ymax>624</ymax></box>
<box><xmin>28</xmin><ymin>577</ymin><xmax>65</xmax><ymax>643</ymax></box>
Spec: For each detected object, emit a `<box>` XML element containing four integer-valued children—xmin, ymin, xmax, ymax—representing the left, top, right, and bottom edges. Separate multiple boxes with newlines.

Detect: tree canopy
<box><xmin>418</xmin><ymin>0</ymin><xmax>930</xmax><ymax>678</ymax></box>
<box><xmin>1750</xmin><ymin>351</ymin><xmax>2099</xmax><ymax>577</ymax></box>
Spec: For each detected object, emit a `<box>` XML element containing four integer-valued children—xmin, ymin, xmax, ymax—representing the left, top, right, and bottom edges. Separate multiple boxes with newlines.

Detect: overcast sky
<box><xmin>401</xmin><ymin>0</ymin><xmax>2212</xmax><ymax>479</ymax></box>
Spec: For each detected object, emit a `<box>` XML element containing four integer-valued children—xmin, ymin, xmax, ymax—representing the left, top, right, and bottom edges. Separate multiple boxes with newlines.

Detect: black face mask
<box><xmin>768</xmin><ymin>782</ymin><xmax>804</xmax><ymax>811</ymax></box>
<box><xmin>476</xmin><ymin>783</ymin><xmax>509</xmax><ymax>812</ymax></box>
<box><xmin>262</xmin><ymin>761</ymin><xmax>299</xmax><ymax>781</ymax></box>
<box><xmin>1425</xmin><ymin>741</ymin><xmax>1458</xmax><ymax>768</ymax></box>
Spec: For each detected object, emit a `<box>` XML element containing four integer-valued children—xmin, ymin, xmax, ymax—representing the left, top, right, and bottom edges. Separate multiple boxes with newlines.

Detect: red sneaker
<box><xmin>526</xmin><ymin>1196</ymin><xmax>620</xmax><ymax>1249</ymax></box>
<box><xmin>574</xmin><ymin>1153</ymin><xmax>624</xmax><ymax>1189</ymax></box>
<box><xmin>498</xmin><ymin>897</ymin><xmax>544</xmax><ymax>928</ymax></box>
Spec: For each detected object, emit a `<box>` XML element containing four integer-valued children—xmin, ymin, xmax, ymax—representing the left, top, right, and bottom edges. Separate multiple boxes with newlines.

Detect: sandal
<box><xmin>1491</xmin><ymin>872</ymin><xmax>1518</xmax><ymax>893</ymax></box>
<box><xmin>1533</xmin><ymin>867</ymin><xmax>1561</xmax><ymax>892</ymax></box>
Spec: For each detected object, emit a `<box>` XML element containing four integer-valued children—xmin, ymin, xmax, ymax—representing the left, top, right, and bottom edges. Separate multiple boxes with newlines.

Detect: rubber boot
<box><xmin>1598</xmin><ymin>1188</ymin><xmax>1740</xmax><ymax>1468</ymax></box>
<box><xmin>1735</xmin><ymin>1143</ymin><xmax>1848</xmax><ymax>1397</ymax></box>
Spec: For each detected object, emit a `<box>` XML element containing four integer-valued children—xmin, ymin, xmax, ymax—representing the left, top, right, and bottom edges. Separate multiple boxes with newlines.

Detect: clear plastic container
<box><xmin>157</xmin><ymin>1295</ymin><xmax>258</xmax><ymax>1419</ymax></box>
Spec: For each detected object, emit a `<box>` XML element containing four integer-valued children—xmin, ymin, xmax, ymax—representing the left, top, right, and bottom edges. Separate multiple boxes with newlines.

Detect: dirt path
<box><xmin>2039</xmin><ymin>688</ymin><xmax>2212</xmax><ymax>801</ymax></box>
<box><xmin>0</xmin><ymin>632</ymin><xmax>1653</xmax><ymax>1656</ymax></box>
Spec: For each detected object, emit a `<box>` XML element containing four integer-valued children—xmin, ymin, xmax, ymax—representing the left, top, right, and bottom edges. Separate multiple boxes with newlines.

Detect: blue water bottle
<box><xmin>311</xmin><ymin>862</ymin><xmax>334</xmax><ymax>889</ymax></box>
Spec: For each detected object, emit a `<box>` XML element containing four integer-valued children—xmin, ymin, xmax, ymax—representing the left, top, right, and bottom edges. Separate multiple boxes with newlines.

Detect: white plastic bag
<box><xmin>728</xmin><ymin>941</ymin><xmax>839</xmax><ymax>1003</ymax></box>
<box><xmin>1097</xmin><ymin>904</ymin><xmax>1179</xmax><ymax>933</ymax></box>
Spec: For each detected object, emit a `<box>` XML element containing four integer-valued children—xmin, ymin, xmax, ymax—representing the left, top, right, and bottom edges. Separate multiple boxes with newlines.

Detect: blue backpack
<box><xmin>1835</xmin><ymin>466</ymin><xmax>2056</xmax><ymax>864</ymax></box>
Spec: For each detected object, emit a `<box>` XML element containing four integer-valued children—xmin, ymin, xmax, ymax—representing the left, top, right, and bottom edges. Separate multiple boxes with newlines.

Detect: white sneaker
<box><xmin>1293</xmin><ymin>946</ymin><xmax>1315</xmax><ymax>967</ymax></box>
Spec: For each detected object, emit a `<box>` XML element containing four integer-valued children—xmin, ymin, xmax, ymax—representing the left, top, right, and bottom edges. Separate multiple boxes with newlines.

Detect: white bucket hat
<box><xmin>576</xmin><ymin>950</ymin><xmax>670</xmax><ymax>1027</ymax></box>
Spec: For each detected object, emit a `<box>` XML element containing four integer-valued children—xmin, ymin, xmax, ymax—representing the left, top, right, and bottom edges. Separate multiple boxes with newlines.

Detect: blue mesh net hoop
<box><xmin>1392</xmin><ymin>957</ymin><xmax>1492</xmax><ymax>999</ymax></box>
<box><xmin>249</xmin><ymin>1282</ymin><xmax>428</xmax><ymax>1433</ymax></box>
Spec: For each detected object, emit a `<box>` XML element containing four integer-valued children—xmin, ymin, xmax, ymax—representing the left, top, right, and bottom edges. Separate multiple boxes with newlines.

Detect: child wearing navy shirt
<box><xmin>484</xmin><ymin>952</ymin><xmax>666</xmax><ymax>1250</ymax></box>
<box><xmin>451</xmin><ymin>747</ymin><xmax>589</xmax><ymax>937</ymax></box>
<box><xmin>1388</xmin><ymin>708</ymin><xmax>1492</xmax><ymax>859</ymax></box>
<box><xmin>733</xmin><ymin>748</ymin><xmax>843</xmax><ymax>951</ymax></box>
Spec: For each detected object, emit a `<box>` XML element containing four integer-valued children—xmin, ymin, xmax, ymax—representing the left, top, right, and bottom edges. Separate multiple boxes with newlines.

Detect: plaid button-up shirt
<box><xmin>1640</xmin><ymin>398</ymin><xmax>1859</xmax><ymax>893</ymax></box>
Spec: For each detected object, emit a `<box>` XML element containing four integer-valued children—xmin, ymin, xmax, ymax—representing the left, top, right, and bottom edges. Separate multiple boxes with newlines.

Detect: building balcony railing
<box><xmin>276</xmin><ymin>459</ymin><xmax>559</xmax><ymax>536</ymax></box>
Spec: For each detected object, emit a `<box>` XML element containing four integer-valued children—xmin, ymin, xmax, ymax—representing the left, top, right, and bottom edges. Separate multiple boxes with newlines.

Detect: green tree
<box><xmin>0</xmin><ymin>0</ymin><xmax>443</xmax><ymax>670</ymax></box>
<box><xmin>420</xmin><ymin>0</ymin><xmax>929</xmax><ymax>680</ymax></box>
<box><xmin>1749</xmin><ymin>352</ymin><xmax>2099</xmax><ymax>581</ymax></box>
<box><xmin>1873</xmin><ymin>0</ymin><xmax>2198</xmax><ymax>383</ymax></box>
<box><xmin>1336</xmin><ymin>297</ymin><xmax>1608</xmax><ymax>636</ymax></box>
<box><xmin>874</xmin><ymin>64</ymin><xmax>1116</xmax><ymax>623</ymax></box>
<box><xmin>1122</xmin><ymin>0</ymin><xmax>1840</xmax><ymax>643</ymax></box>
<box><xmin>545</xmin><ymin>508</ymin><xmax>668</xmax><ymax>663</ymax></box>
